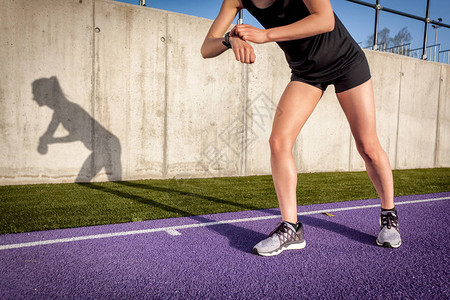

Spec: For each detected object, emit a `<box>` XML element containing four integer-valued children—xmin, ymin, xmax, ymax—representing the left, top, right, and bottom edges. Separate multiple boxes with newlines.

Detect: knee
<box><xmin>269</xmin><ymin>135</ymin><xmax>294</xmax><ymax>156</ymax></box>
<box><xmin>355</xmin><ymin>140</ymin><xmax>383</xmax><ymax>162</ymax></box>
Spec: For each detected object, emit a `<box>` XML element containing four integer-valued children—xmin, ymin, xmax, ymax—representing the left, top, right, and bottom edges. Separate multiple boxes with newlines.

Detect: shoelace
<box><xmin>269</xmin><ymin>222</ymin><xmax>289</xmax><ymax>237</ymax></box>
<box><xmin>381</xmin><ymin>213</ymin><xmax>398</xmax><ymax>229</ymax></box>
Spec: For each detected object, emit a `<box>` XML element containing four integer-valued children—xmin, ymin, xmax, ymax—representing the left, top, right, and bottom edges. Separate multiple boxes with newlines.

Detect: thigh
<box><xmin>335</xmin><ymin>78</ymin><xmax>379</xmax><ymax>144</ymax></box>
<box><xmin>271</xmin><ymin>81</ymin><xmax>323</xmax><ymax>146</ymax></box>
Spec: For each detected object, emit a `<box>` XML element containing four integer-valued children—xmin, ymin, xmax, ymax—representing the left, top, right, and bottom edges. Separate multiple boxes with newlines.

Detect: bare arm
<box><xmin>40</xmin><ymin>112</ymin><xmax>79</xmax><ymax>144</ymax></box>
<box><xmin>41</xmin><ymin>112</ymin><xmax>60</xmax><ymax>139</ymax></box>
<box><xmin>201</xmin><ymin>0</ymin><xmax>256</xmax><ymax>64</ymax></box>
<box><xmin>233</xmin><ymin>0</ymin><xmax>335</xmax><ymax>44</ymax></box>
<box><xmin>267</xmin><ymin>0</ymin><xmax>334</xmax><ymax>42</ymax></box>
<box><xmin>37</xmin><ymin>112</ymin><xmax>60</xmax><ymax>154</ymax></box>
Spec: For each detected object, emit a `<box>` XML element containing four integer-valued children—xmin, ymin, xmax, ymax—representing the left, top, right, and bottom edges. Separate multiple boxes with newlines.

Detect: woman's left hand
<box><xmin>231</xmin><ymin>24</ymin><xmax>269</xmax><ymax>44</ymax></box>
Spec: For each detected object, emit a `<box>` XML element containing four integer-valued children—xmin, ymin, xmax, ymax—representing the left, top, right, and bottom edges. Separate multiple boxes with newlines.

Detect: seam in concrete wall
<box><xmin>394</xmin><ymin>61</ymin><xmax>403</xmax><ymax>169</ymax></box>
<box><xmin>347</xmin><ymin>129</ymin><xmax>353</xmax><ymax>171</ymax></box>
<box><xmin>162</xmin><ymin>13</ymin><xmax>169</xmax><ymax>178</ymax></box>
<box><xmin>434</xmin><ymin>65</ymin><xmax>443</xmax><ymax>167</ymax></box>
<box><xmin>91</xmin><ymin>0</ymin><xmax>96</xmax><ymax>180</ymax></box>
<box><xmin>241</xmin><ymin>64</ymin><xmax>248</xmax><ymax>176</ymax></box>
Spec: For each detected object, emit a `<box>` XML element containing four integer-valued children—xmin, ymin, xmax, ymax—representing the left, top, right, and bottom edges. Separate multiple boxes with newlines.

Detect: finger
<box><xmin>251</xmin><ymin>51</ymin><xmax>256</xmax><ymax>64</ymax></box>
<box><xmin>240</xmin><ymin>48</ymin><xmax>246</xmax><ymax>63</ymax></box>
<box><xmin>237</xmin><ymin>30</ymin><xmax>246</xmax><ymax>40</ymax></box>
<box><xmin>232</xmin><ymin>26</ymin><xmax>241</xmax><ymax>37</ymax></box>
<box><xmin>236</xmin><ymin>28</ymin><xmax>249</xmax><ymax>37</ymax></box>
<box><xmin>234</xmin><ymin>48</ymin><xmax>240</xmax><ymax>62</ymax></box>
<box><xmin>245</xmin><ymin>48</ymin><xmax>251</xmax><ymax>64</ymax></box>
<box><xmin>246</xmin><ymin>46</ymin><xmax>253</xmax><ymax>64</ymax></box>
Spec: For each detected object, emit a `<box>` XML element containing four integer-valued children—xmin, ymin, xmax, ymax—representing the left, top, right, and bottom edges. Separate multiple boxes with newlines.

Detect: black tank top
<box><xmin>241</xmin><ymin>0</ymin><xmax>366</xmax><ymax>82</ymax></box>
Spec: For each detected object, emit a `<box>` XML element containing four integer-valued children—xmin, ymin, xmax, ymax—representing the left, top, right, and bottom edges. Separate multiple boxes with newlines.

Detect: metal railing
<box><xmin>366</xmin><ymin>43</ymin><xmax>412</xmax><ymax>55</ymax></box>
<box><xmin>347</xmin><ymin>0</ymin><xmax>450</xmax><ymax>63</ymax></box>
<box><xmin>440</xmin><ymin>50</ymin><xmax>450</xmax><ymax>64</ymax></box>
<box><xmin>364</xmin><ymin>42</ymin><xmax>449</xmax><ymax>64</ymax></box>
<box><xmin>410</xmin><ymin>45</ymin><xmax>438</xmax><ymax>60</ymax></box>
<box><xmin>385</xmin><ymin>43</ymin><xmax>411</xmax><ymax>56</ymax></box>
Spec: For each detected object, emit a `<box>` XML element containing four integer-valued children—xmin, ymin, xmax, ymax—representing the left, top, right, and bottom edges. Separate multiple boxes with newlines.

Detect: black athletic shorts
<box><xmin>290</xmin><ymin>58</ymin><xmax>372</xmax><ymax>93</ymax></box>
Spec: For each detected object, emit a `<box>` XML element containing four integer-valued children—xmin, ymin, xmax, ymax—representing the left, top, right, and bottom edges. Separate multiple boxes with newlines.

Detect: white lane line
<box><xmin>0</xmin><ymin>196</ymin><xmax>448</xmax><ymax>251</ymax></box>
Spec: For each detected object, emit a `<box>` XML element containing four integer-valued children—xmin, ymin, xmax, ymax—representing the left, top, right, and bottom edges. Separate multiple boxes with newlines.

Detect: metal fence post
<box><xmin>422</xmin><ymin>0</ymin><xmax>431</xmax><ymax>60</ymax></box>
<box><xmin>373</xmin><ymin>0</ymin><xmax>381</xmax><ymax>50</ymax></box>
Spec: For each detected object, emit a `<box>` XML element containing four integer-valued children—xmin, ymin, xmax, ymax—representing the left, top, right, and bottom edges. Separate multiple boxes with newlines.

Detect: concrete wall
<box><xmin>0</xmin><ymin>0</ymin><xmax>448</xmax><ymax>185</ymax></box>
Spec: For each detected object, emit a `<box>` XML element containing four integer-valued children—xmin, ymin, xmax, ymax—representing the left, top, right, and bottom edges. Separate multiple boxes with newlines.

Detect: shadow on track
<box><xmin>78</xmin><ymin>181</ymin><xmax>377</xmax><ymax>252</ymax></box>
<box><xmin>77</xmin><ymin>181</ymin><xmax>270</xmax><ymax>253</ymax></box>
<box><xmin>301</xmin><ymin>215</ymin><xmax>377</xmax><ymax>246</ymax></box>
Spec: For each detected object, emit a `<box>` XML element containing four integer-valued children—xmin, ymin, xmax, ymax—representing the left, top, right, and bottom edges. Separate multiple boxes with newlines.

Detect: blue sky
<box><xmin>116</xmin><ymin>0</ymin><xmax>449</xmax><ymax>54</ymax></box>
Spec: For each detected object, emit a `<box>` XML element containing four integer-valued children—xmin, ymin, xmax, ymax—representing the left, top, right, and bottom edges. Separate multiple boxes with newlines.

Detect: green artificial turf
<box><xmin>0</xmin><ymin>168</ymin><xmax>448</xmax><ymax>234</ymax></box>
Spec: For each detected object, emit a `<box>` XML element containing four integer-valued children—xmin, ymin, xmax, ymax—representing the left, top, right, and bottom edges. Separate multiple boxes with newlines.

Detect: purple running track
<box><xmin>1</xmin><ymin>192</ymin><xmax>449</xmax><ymax>299</ymax></box>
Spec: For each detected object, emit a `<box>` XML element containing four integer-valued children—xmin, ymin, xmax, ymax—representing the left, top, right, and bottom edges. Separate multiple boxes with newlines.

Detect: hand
<box><xmin>229</xmin><ymin>36</ymin><xmax>256</xmax><ymax>64</ymax></box>
<box><xmin>37</xmin><ymin>140</ymin><xmax>48</xmax><ymax>155</ymax></box>
<box><xmin>231</xmin><ymin>24</ymin><xmax>269</xmax><ymax>44</ymax></box>
<box><xmin>37</xmin><ymin>136</ymin><xmax>51</xmax><ymax>154</ymax></box>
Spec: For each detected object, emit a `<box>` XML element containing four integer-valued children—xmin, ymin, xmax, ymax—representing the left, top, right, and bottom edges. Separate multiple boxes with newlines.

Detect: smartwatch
<box><xmin>222</xmin><ymin>32</ymin><xmax>232</xmax><ymax>49</ymax></box>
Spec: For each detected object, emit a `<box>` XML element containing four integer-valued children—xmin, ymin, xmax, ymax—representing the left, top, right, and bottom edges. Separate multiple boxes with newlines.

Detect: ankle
<box><xmin>381</xmin><ymin>206</ymin><xmax>397</xmax><ymax>215</ymax></box>
<box><xmin>284</xmin><ymin>220</ymin><xmax>301</xmax><ymax>231</ymax></box>
<box><xmin>381</xmin><ymin>206</ymin><xmax>395</xmax><ymax>210</ymax></box>
<box><xmin>381</xmin><ymin>206</ymin><xmax>396</xmax><ymax>212</ymax></box>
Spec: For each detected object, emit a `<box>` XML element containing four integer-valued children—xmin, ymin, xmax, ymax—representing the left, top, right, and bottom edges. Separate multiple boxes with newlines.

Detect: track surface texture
<box><xmin>1</xmin><ymin>193</ymin><xmax>449</xmax><ymax>299</ymax></box>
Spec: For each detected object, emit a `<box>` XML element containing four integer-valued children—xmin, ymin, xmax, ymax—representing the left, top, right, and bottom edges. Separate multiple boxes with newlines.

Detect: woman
<box><xmin>201</xmin><ymin>0</ymin><xmax>401</xmax><ymax>256</ymax></box>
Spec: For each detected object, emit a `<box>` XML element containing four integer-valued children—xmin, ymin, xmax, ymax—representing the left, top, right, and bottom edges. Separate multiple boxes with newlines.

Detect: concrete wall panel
<box><xmin>246</xmin><ymin>42</ymin><xmax>291</xmax><ymax>175</ymax></box>
<box><xmin>297</xmin><ymin>85</ymin><xmax>351</xmax><ymax>172</ymax></box>
<box><xmin>94</xmin><ymin>1</ymin><xmax>166</xmax><ymax>181</ymax></box>
<box><xmin>0</xmin><ymin>0</ymin><xmax>94</xmax><ymax>184</ymax></box>
<box><xmin>396</xmin><ymin>58</ymin><xmax>441</xmax><ymax>169</ymax></box>
<box><xmin>165</xmin><ymin>14</ymin><xmax>244</xmax><ymax>179</ymax></box>
<box><xmin>349</xmin><ymin>51</ymin><xmax>402</xmax><ymax>171</ymax></box>
<box><xmin>437</xmin><ymin>65</ymin><xmax>450</xmax><ymax>167</ymax></box>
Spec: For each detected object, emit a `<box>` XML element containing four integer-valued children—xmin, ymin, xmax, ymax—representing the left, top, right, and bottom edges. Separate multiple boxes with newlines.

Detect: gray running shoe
<box><xmin>376</xmin><ymin>211</ymin><xmax>402</xmax><ymax>248</ymax></box>
<box><xmin>253</xmin><ymin>222</ymin><xmax>306</xmax><ymax>256</ymax></box>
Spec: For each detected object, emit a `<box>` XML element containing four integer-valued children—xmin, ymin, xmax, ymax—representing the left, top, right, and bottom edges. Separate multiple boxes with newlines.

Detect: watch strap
<box><xmin>222</xmin><ymin>32</ymin><xmax>232</xmax><ymax>49</ymax></box>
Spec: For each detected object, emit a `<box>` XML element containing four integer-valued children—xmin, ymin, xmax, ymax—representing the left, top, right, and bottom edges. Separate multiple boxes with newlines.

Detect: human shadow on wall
<box><xmin>32</xmin><ymin>77</ymin><xmax>122</xmax><ymax>182</ymax></box>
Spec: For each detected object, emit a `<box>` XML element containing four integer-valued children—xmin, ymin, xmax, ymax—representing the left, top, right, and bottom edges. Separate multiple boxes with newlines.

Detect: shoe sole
<box><xmin>253</xmin><ymin>241</ymin><xmax>306</xmax><ymax>256</ymax></box>
<box><xmin>376</xmin><ymin>239</ymin><xmax>402</xmax><ymax>248</ymax></box>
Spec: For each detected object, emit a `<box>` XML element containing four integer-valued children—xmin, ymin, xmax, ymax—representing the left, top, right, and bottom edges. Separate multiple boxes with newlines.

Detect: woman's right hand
<box><xmin>229</xmin><ymin>35</ymin><xmax>256</xmax><ymax>64</ymax></box>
